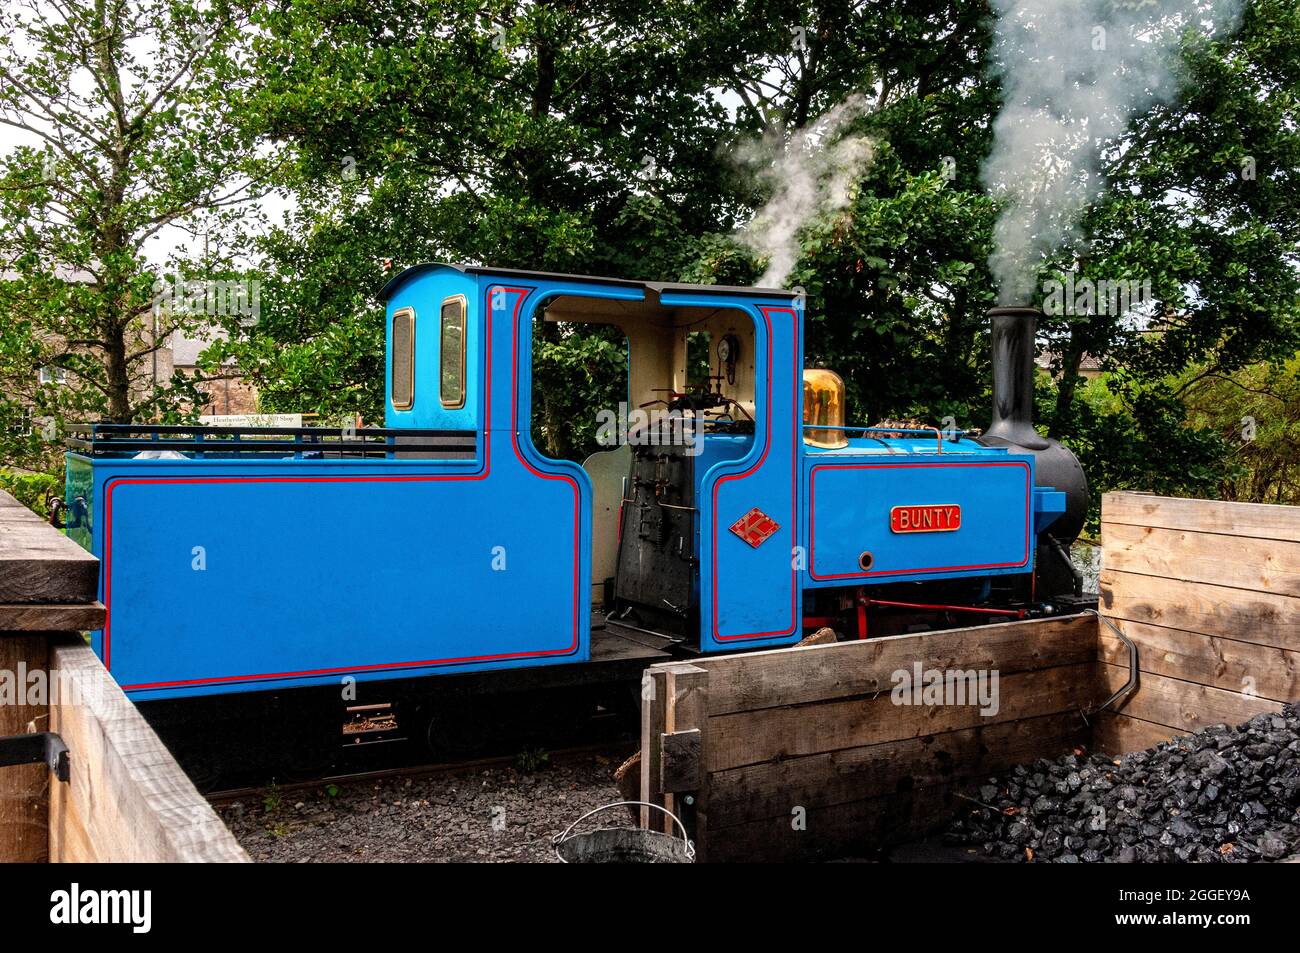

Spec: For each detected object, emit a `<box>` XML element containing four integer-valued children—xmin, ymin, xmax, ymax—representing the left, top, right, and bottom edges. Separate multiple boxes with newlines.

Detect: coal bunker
<box><xmin>944</xmin><ymin>705</ymin><xmax>1300</xmax><ymax>863</ymax></box>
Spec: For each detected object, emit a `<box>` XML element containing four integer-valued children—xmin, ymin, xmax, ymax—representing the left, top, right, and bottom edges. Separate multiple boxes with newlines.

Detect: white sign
<box><xmin>199</xmin><ymin>414</ymin><xmax>303</xmax><ymax>428</ymax></box>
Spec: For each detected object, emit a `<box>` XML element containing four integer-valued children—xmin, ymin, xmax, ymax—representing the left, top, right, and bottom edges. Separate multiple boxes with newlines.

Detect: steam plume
<box><xmin>983</xmin><ymin>0</ymin><xmax>1245</xmax><ymax>304</ymax></box>
<box><xmin>737</xmin><ymin>95</ymin><xmax>875</xmax><ymax>288</ymax></box>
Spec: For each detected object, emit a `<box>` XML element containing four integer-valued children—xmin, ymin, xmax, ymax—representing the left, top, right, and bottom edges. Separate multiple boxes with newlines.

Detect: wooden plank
<box><xmin>0</xmin><ymin>492</ymin><xmax>39</xmax><ymax>519</ymax></box>
<box><xmin>0</xmin><ymin>602</ymin><xmax>105</xmax><ymax>632</ymax></box>
<box><xmin>1101</xmin><ymin>521</ymin><xmax>1300</xmax><ymax>597</ymax></box>
<box><xmin>47</xmin><ymin>636</ymin><xmax>249</xmax><ymax>862</ymax></box>
<box><xmin>695</xmin><ymin>614</ymin><xmax>1095</xmax><ymax>716</ymax></box>
<box><xmin>660</xmin><ymin>729</ymin><xmax>701</xmax><ymax>793</ymax></box>
<box><xmin>712</xmin><ymin>704</ymin><xmax>1197</xmax><ymax>862</ymax></box>
<box><xmin>1099</xmin><ymin>661</ymin><xmax>1280</xmax><ymax>735</ymax></box>
<box><xmin>1103</xmin><ymin>492</ymin><xmax>1300</xmax><ymax>542</ymax></box>
<box><xmin>705</xmin><ymin>661</ymin><xmax>1096</xmax><ymax>772</ymax></box>
<box><xmin>1097</xmin><ymin>620</ymin><xmax>1300</xmax><ymax>703</ymax></box>
<box><xmin>705</xmin><ymin>710</ymin><xmax>1087</xmax><ymax>830</ymax></box>
<box><xmin>660</xmin><ymin>663</ymin><xmax>707</xmax><ymax>839</ymax></box>
<box><xmin>1100</xmin><ymin>570</ymin><xmax>1299</xmax><ymax>650</ymax></box>
<box><xmin>638</xmin><ymin>668</ymin><xmax>667</xmax><ymax>829</ymax></box>
<box><xmin>0</xmin><ymin>634</ymin><xmax>49</xmax><ymax>862</ymax></box>
<box><xmin>1092</xmin><ymin>711</ymin><xmax>1189</xmax><ymax>756</ymax></box>
<box><xmin>0</xmin><ymin>492</ymin><xmax>99</xmax><ymax>605</ymax></box>
<box><xmin>705</xmin><ymin>779</ymin><xmax>973</xmax><ymax>863</ymax></box>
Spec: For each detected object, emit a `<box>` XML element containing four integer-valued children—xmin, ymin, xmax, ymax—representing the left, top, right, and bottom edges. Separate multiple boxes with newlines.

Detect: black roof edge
<box><xmin>378</xmin><ymin>262</ymin><xmax>802</xmax><ymax>303</ymax></box>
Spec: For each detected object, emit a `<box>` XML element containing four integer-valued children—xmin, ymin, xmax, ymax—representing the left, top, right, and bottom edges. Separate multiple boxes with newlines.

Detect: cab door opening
<box><xmin>526</xmin><ymin>293</ymin><xmax>759</xmax><ymax>644</ymax></box>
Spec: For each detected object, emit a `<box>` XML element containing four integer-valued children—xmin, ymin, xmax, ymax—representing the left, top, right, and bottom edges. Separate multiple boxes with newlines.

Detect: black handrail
<box><xmin>65</xmin><ymin>423</ymin><xmax>478</xmax><ymax>458</ymax></box>
<box><xmin>68</xmin><ymin>422</ymin><xmax>473</xmax><ymax>439</ymax></box>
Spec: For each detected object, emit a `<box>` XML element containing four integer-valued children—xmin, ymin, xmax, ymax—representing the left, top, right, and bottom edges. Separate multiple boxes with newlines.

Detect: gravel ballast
<box><xmin>216</xmin><ymin>752</ymin><xmax>631</xmax><ymax>863</ymax></box>
<box><xmin>218</xmin><ymin>708</ymin><xmax>1300</xmax><ymax>863</ymax></box>
<box><xmin>944</xmin><ymin>705</ymin><xmax>1300</xmax><ymax>863</ymax></box>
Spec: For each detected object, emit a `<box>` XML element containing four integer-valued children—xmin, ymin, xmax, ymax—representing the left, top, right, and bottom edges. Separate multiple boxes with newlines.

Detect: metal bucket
<box><xmin>554</xmin><ymin>801</ymin><xmax>695</xmax><ymax>863</ymax></box>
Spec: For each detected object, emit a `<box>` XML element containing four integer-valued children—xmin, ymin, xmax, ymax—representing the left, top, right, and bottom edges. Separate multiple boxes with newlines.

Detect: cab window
<box><xmin>440</xmin><ymin>296</ymin><xmax>466</xmax><ymax>409</ymax></box>
<box><xmin>391</xmin><ymin>307</ymin><xmax>415</xmax><ymax>410</ymax></box>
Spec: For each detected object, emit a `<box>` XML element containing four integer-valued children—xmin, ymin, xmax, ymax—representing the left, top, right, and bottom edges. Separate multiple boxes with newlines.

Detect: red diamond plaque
<box><xmin>730</xmin><ymin>507</ymin><xmax>780</xmax><ymax>548</ymax></box>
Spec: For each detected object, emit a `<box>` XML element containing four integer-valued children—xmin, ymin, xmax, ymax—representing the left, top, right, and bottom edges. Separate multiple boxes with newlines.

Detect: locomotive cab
<box><xmin>378</xmin><ymin>265</ymin><xmax>807</xmax><ymax>655</ymax></box>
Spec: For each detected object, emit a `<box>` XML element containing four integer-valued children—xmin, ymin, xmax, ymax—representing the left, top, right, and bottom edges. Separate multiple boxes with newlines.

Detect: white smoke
<box><xmin>736</xmin><ymin>95</ymin><xmax>875</xmax><ymax>288</ymax></box>
<box><xmin>984</xmin><ymin>0</ymin><xmax>1245</xmax><ymax>304</ymax></box>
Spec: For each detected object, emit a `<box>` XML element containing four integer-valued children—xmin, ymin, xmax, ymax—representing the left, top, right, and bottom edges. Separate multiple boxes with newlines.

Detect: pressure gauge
<box><xmin>717</xmin><ymin>334</ymin><xmax>741</xmax><ymax>386</ymax></box>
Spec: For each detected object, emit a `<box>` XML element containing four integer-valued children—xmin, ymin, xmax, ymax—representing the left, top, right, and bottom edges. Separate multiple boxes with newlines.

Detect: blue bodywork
<box><xmin>66</xmin><ymin>263</ymin><xmax>1064</xmax><ymax>700</ymax></box>
<box><xmin>801</xmin><ymin>440</ymin><xmax>1061</xmax><ymax>586</ymax></box>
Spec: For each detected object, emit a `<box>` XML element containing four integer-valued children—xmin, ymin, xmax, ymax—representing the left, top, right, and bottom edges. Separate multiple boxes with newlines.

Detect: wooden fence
<box><xmin>640</xmin><ymin>492</ymin><xmax>1300</xmax><ymax>862</ymax></box>
<box><xmin>1094</xmin><ymin>491</ymin><xmax>1300</xmax><ymax>754</ymax></box>
<box><xmin>641</xmin><ymin>615</ymin><xmax>1099</xmax><ymax>862</ymax></box>
<box><xmin>0</xmin><ymin>490</ymin><xmax>248</xmax><ymax>862</ymax></box>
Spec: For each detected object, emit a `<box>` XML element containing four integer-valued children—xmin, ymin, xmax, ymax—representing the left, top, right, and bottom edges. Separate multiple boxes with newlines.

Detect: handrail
<box><xmin>68</xmin><ymin>422</ymin><xmax>474</xmax><ymax>438</ymax></box>
<box><xmin>802</xmin><ymin>424</ymin><xmax>981</xmax><ymax>455</ymax></box>
<box><xmin>65</xmin><ymin>423</ymin><xmax>478</xmax><ymax>459</ymax></box>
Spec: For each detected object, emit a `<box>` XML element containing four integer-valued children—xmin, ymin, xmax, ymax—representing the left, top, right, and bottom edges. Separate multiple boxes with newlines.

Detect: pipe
<box><xmin>985</xmin><ymin>306</ymin><xmax>1049</xmax><ymax>450</ymax></box>
<box><xmin>804</xmin><ymin>424</ymin><xmax>980</xmax><ymax>455</ymax></box>
<box><xmin>1084</xmin><ymin>609</ymin><xmax>1139</xmax><ymax>716</ymax></box>
<box><xmin>859</xmin><ymin>597</ymin><xmax>1027</xmax><ymax>619</ymax></box>
<box><xmin>1047</xmin><ymin>535</ymin><xmax>1085</xmax><ymax>597</ymax></box>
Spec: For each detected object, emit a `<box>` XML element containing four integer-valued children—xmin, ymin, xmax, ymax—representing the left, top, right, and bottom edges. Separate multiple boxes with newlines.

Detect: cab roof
<box><xmin>378</xmin><ymin>262</ymin><xmax>803</xmax><ymax>303</ymax></box>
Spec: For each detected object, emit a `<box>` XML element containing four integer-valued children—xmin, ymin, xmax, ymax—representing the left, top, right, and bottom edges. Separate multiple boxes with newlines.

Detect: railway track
<box><xmin>205</xmin><ymin>741</ymin><xmax>631</xmax><ymax>805</ymax></box>
<box><xmin>150</xmin><ymin>663</ymin><xmax>644</xmax><ymax>797</ymax></box>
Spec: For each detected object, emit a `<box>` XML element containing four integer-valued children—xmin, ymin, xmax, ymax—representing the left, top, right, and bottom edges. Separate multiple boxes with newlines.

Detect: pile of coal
<box><xmin>943</xmin><ymin>705</ymin><xmax>1300</xmax><ymax>863</ymax></box>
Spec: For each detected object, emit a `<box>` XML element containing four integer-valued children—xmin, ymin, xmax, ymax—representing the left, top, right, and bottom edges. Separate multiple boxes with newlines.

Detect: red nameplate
<box><xmin>890</xmin><ymin>504</ymin><xmax>962</xmax><ymax>534</ymax></box>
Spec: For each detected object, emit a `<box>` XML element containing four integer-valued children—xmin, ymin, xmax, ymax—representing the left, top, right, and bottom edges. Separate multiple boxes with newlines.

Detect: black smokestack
<box><xmin>985</xmin><ymin>306</ymin><xmax>1048</xmax><ymax>450</ymax></box>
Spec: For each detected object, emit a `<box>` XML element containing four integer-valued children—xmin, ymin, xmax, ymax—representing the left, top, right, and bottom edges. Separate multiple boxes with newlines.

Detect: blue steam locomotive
<box><xmin>62</xmin><ymin>263</ymin><xmax>1089</xmax><ymax>714</ymax></box>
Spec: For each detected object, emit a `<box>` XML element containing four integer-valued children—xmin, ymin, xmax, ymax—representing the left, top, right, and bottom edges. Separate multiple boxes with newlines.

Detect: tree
<box><xmin>1037</xmin><ymin>0</ymin><xmax>1300</xmax><ymax>424</ymax></box>
<box><xmin>1018</xmin><ymin>0</ymin><xmax>1300</xmax><ymax>522</ymax></box>
<box><xmin>1181</xmin><ymin>357</ymin><xmax>1300</xmax><ymax>505</ymax></box>
<box><xmin>693</xmin><ymin>0</ymin><xmax>1005</xmax><ymax>429</ymax></box>
<box><xmin>212</xmin><ymin>0</ymin><xmax>764</xmax><ymax>444</ymax></box>
<box><xmin>0</xmin><ymin>0</ymin><xmax>265</xmax><ymax>472</ymax></box>
<box><xmin>223</xmin><ymin>0</ymin><xmax>1299</xmax><ymax>512</ymax></box>
<box><xmin>696</xmin><ymin>0</ymin><xmax>1300</xmax><ymax>525</ymax></box>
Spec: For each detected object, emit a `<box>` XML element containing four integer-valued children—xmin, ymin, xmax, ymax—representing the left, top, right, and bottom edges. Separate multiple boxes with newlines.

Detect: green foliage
<box><xmin>1182</xmin><ymin>357</ymin><xmax>1300</xmax><ymax>505</ymax></box>
<box><xmin>0</xmin><ymin>469</ymin><xmax>60</xmax><ymax>519</ymax></box>
<box><xmin>514</xmin><ymin>747</ymin><xmax>550</xmax><ymax>773</ymax></box>
<box><xmin>531</xmin><ymin>324</ymin><xmax>628</xmax><ymax>461</ymax></box>
<box><xmin>4</xmin><ymin>0</ymin><xmax>1298</xmax><ymax>519</ymax></box>
<box><xmin>211</xmin><ymin>0</ymin><xmax>751</xmax><ymax>435</ymax></box>
<box><xmin>1040</xmin><ymin>373</ymin><xmax>1235</xmax><ymax>534</ymax></box>
<box><xmin>262</xmin><ymin>785</ymin><xmax>282</xmax><ymax>814</ymax></box>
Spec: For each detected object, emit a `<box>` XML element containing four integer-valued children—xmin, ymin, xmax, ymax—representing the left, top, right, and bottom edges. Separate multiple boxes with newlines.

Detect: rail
<box><xmin>803</xmin><ymin>424</ymin><xmax>982</xmax><ymax>455</ymax></box>
<box><xmin>66</xmin><ymin>422</ymin><xmax>478</xmax><ymax>459</ymax></box>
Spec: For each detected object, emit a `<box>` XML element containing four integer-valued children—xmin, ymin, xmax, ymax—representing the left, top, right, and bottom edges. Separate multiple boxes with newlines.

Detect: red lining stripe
<box><xmin>710</xmin><ymin>305</ymin><xmax>800</xmax><ymax>642</ymax></box>
<box><xmin>509</xmin><ymin>289</ymin><xmax>583</xmax><ymax>649</ymax></box>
